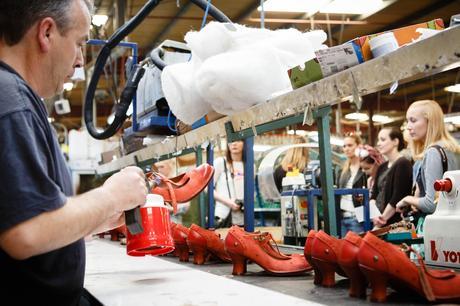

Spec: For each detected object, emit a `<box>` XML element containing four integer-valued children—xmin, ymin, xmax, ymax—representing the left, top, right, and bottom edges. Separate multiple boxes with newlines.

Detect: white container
<box><xmin>369</xmin><ymin>32</ymin><xmax>399</xmax><ymax>58</ymax></box>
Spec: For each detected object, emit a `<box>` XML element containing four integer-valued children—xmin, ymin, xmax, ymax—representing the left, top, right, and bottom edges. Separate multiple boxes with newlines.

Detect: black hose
<box><xmin>84</xmin><ymin>0</ymin><xmax>232</xmax><ymax>139</ymax></box>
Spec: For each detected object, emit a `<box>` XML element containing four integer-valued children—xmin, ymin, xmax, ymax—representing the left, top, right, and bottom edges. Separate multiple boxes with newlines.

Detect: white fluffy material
<box><xmin>162</xmin><ymin>22</ymin><xmax>327</xmax><ymax>124</ymax></box>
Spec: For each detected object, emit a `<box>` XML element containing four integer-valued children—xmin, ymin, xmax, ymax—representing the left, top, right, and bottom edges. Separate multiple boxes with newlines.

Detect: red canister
<box><xmin>126</xmin><ymin>194</ymin><xmax>175</xmax><ymax>256</ymax></box>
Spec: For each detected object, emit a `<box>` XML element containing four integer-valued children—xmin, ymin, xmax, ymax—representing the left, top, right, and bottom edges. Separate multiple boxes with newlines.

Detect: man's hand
<box><xmin>101</xmin><ymin>166</ymin><xmax>148</xmax><ymax>213</ymax></box>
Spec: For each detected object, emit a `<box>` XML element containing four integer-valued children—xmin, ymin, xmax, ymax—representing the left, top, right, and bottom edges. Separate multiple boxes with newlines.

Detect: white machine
<box><xmin>280</xmin><ymin>172</ymin><xmax>310</xmax><ymax>245</ymax></box>
<box><xmin>424</xmin><ymin>170</ymin><xmax>460</xmax><ymax>269</ymax></box>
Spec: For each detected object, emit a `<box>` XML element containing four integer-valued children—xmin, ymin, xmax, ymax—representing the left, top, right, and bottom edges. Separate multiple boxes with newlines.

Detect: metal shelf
<box><xmin>96</xmin><ymin>26</ymin><xmax>460</xmax><ymax>176</ymax></box>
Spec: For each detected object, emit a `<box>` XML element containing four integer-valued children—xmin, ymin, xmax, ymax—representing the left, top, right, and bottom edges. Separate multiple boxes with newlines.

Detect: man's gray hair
<box><xmin>0</xmin><ymin>0</ymin><xmax>94</xmax><ymax>46</ymax></box>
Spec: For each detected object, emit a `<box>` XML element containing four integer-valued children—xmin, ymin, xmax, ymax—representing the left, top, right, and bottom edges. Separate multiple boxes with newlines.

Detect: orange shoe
<box><xmin>304</xmin><ymin>230</ymin><xmax>322</xmax><ymax>285</ymax></box>
<box><xmin>358</xmin><ymin>232</ymin><xmax>460</xmax><ymax>303</ymax></box>
<box><xmin>225</xmin><ymin>226</ymin><xmax>312</xmax><ymax>276</ymax></box>
<box><xmin>310</xmin><ymin>230</ymin><xmax>347</xmax><ymax>287</ymax></box>
<box><xmin>171</xmin><ymin>223</ymin><xmax>190</xmax><ymax>262</ymax></box>
<box><xmin>186</xmin><ymin>224</ymin><xmax>231</xmax><ymax>265</ymax></box>
<box><xmin>337</xmin><ymin>231</ymin><xmax>367</xmax><ymax>298</ymax></box>
<box><xmin>149</xmin><ymin>164</ymin><xmax>214</xmax><ymax>213</ymax></box>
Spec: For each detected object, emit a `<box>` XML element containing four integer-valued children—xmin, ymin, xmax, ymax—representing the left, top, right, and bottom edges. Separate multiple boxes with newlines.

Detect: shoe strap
<box><xmin>164</xmin><ymin>180</ymin><xmax>177</xmax><ymax>214</ymax></box>
<box><xmin>255</xmin><ymin>233</ymin><xmax>290</xmax><ymax>260</ymax></box>
<box><xmin>402</xmin><ymin>244</ymin><xmax>455</xmax><ymax>302</ymax></box>
<box><xmin>147</xmin><ymin>171</ymin><xmax>178</xmax><ymax>214</ymax></box>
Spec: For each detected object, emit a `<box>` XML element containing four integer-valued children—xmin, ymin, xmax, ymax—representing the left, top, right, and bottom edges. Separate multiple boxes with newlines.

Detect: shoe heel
<box><xmin>175</xmin><ymin>244</ymin><xmax>190</xmax><ymax>262</ymax></box>
<box><xmin>314</xmin><ymin>259</ymin><xmax>336</xmax><ymax>287</ymax></box>
<box><xmin>341</xmin><ymin>266</ymin><xmax>367</xmax><ymax>298</ymax></box>
<box><xmin>309</xmin><ymin>261</ymin><xmax>323</xmax><ymax>285</ymax></box>
<box><xmin>229</xmin><ymin>252</ymin><xmax>247</xmax><ymax>276</ymax></box>
<box><xmin>190</xmin><ymin>246</ymin><xmax>207</xmax><ymax>265</ymax></box>
<box><xmin>360</xmin><ymin>265</ymin><xmax>388</xmax><ymax>302</ymax></box>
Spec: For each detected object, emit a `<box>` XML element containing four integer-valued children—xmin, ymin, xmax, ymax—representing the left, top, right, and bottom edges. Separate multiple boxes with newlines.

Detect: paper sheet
<box><xmin>355</xmin><ymin>201</ymin><xmax>381</xmax><ymax>223</ymax></box>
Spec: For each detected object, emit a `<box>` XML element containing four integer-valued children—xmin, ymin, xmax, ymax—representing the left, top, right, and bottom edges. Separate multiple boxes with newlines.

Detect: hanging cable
<box><xmin>200</xmin><ymin>0</ymin><xmax>211</xmax><ymax>29</ymax></box>
<box><xmin>260</xmin><ymin>0</ymin><xmax>265</xmax><ymax>29</ymax></box>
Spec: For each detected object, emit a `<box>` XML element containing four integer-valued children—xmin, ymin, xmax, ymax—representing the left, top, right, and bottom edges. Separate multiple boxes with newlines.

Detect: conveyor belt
<box><xmin>85</xmin><ymin>239</ymin><xmax>427</xmax><ymax>306</ymax></box>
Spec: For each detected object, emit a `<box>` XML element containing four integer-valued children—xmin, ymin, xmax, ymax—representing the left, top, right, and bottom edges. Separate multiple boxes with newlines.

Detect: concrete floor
<box><xmin>85</xmin><ymin>238</ymin><xmax>432</xmax><ymax>306</ymax></box>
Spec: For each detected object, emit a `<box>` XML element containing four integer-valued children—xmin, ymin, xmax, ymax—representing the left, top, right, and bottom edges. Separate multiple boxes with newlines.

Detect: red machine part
<box><xmin>434</xmin><ymin>178</ymin><xmax>453</xmax><ymax>192</ymax></box>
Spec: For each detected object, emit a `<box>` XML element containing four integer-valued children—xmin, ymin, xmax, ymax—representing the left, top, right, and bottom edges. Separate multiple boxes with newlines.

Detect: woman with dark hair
<box><xmin>213</xmin><ymin>141</ymin><xmax>245</xmax><ymax>227</ymax></box>
<box><xmin>372</xmin><ymin>127</ymin><xmax>413</xmax><ymax>227</ymax></box>
<box><xmin>357</xmin><ymin>144</ymin><xmax>385</xmax><ymax>193</ymax></box>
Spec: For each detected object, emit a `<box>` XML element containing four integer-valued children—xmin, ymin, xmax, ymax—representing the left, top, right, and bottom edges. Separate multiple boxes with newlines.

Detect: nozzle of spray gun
<box><xmin>434</xmin><ymin>178</ymin><xmax>452</xmax><ymax>193</ymax></box>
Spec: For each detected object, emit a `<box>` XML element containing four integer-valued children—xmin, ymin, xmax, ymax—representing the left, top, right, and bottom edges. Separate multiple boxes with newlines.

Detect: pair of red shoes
<box><xmin>305</xmin><ymin>229</ymin><xmax>460</xmax><ymax>303</ymax></box>
<box><xmin>171</xmin><ymin>223</ymin><xmax>231</xmax><ymax>265</ymax></box>
<box><xmin>147</xmin><ymin>163</ymin><xmax>214</xmax><ymax>214</ymax></box>
<box><xmin>224</xmin><ymin>226</ymin><xmax>312</xmax><ymax>276</ymax></box>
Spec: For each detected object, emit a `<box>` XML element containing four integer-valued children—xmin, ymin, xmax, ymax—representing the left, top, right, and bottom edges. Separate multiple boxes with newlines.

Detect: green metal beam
<box><xmin>225</xmin><ymin>114</ymin><xmax>304</xmax><ymax>142</ymax></box>
<box><xmin>314</xmin><ymin>106</ymin><xmax>338</xmax><ymax>237</ymax></box>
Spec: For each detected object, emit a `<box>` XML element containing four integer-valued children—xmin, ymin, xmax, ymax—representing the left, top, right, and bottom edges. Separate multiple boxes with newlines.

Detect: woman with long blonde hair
<box><xmin>397</xmin><ymin>100</ymin><xmax>460</xmax><ymax>216</ymax></box>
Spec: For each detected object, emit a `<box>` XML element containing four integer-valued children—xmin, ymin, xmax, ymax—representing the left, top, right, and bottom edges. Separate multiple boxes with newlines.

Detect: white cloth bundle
<box><xmin>162</xmin><ymin>22</ymin><xmax>327</xmax><ymax>125</ymax></box>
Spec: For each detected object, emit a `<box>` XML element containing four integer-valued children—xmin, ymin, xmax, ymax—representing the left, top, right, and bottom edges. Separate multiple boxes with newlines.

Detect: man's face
<box><xmin>47</xmin><ymin>0</ymin><xmax>90</xmax><ymax>97</ymax></box>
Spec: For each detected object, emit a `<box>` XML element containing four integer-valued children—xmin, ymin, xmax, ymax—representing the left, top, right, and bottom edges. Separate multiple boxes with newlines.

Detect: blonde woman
<box><xmin>274</xmin><ymin>136</ymin><xmax>309</xmax><ymax>192</ymax></box>
<box><xmin>337</xmin><ymin>133</ymin><xmax>367</xmax><ymax>236</ymax></box>
<box><xmin>397</xmin><ymin>100</ymin><xmax>460</xmax><ymax>218</ymax></box>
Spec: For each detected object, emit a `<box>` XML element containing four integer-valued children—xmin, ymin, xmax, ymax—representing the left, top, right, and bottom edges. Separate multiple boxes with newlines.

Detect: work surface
<box><xmin>85</xmin><ymin>238</ymin><xmax>430</xmax><ymax>306</ymax></box>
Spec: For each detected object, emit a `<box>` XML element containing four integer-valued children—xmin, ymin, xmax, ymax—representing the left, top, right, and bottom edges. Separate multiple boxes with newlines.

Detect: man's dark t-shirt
<box><xmin>0</xmin><ymin>61</ymin><xmax>85</xmax><ymax>305</ymax></box>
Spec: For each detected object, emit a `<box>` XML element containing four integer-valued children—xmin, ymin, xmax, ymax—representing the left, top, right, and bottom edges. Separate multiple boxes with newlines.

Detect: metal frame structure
<box><xmin>95</xmin><ymin>26</ymin><xmax>460</xmax><ymax>236</ymax></box>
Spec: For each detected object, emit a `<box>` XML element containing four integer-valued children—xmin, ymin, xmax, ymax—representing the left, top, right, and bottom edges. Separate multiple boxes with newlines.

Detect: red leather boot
<box><xmin>149</xmin><ymin>164</ymin><xmax>214</xmax><ymax>213</ymax></box>
<box><xmin>304</xmin><ymin>230</ymin><xmax>322</xmax><ymax>285</ymax></box>
<box><xmin>225</xmin><ymin>226</ymin><xmax>312</xmax><ymax>276</ymax></box>
<box><xmin>187</xmin><ymin>224</ymin><xmax>231</xmax><ymax>265</ymax></box>
<box><xmin>358</xmin><ymin>232</ymin><xmax>460</xmax><ymax>303</ymax></box>
<box><xmin>337</xmin><ymin>231</ymin><xmax>367</xmax><ymax>298</ymax></box>
<box><xmin>310</xmin><ymin>230</ymin><xmax>347</xmax><ymax>287</ymax></box>
<box><xmin>171</xmin><ymin>223</ymin><xmax>190</xmax><ymax>262</ymax></box>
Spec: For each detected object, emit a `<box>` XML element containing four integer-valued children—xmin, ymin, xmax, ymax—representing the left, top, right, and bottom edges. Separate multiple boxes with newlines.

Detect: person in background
<box><xmin>372</xmin><ymin>128</ymin><xmax>413</xmax><ymax>228</ymax></box>
<box><xmin>0</xmin><ymin>1</ymin><xmax>147</xmax><ymax>304</ymax></box>
<box><xmin>337</xmin><ymin>133</ymin><xmax>367</xmax><ymax>236</ymax></box>
<box><xmin>213</xmin><ymin>141</ymin><xmax>245</xmax><ymax>227</ymax></box>
<box><xmin>357</xmin><ymin>144</ymin><xmax>384</xmax><ymax>193</ymax></box>
<box><xmin>274</xmin><ymin>136</ymin><xmax>309</xmax><ymax>193</ymax></box>
<box><xmin>154</xmin><ymin>159</ymin><xmax>190</xmax><ymax>224</ymax></box>
<box><xmin>396</xmin><ymin>100</ymin><xmax>460</xmax><ymax>225</ymax></box>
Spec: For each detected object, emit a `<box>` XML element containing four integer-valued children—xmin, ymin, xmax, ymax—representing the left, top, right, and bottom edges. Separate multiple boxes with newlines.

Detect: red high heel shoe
<box><xmin>304</xmin><ymin>230</ymin><xmax>322</xmax><ymax>285</ymax></box>
<box><xmin>225</xmin><ymin>226</ymin><xmax>312</xmax><ymax>276</ymax></box>
<box><xmin>337</xmin><ymin>231</ymin><xmax>367</xmax><ymax>298</ymax></box>
<box><xmin>358</xmin><ymin>232</ymin><xmax>460</xmax><ymax>303</ymax></box>
<box><xmin>171</xmin><ymin>223</ymin><xmax>191</xmax><ymax>262</ymax></box>
<box><xmin>186</xmin><ymin>224</ymin><xmax>231</xmax><ymax>265</ymax></box>
<box><xmin>310</xmin><ymin>230</ymin><xmax>347</xmax><ymax>287</ymax></box>
<box><xmin>148</xmin><ymin>164</ymin><xmax>214</xmax><ymax>213</ymax></box>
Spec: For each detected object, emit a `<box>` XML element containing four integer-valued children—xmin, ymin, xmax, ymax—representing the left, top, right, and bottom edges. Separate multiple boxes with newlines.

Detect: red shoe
<box><xmin>310</xmin><ymin>230</ymin><xmax>347</xmax><ymax>287</ymax></box>
<box><xmin>149</xmin><ymin>164</ymin><xmax>214</xmax><ymax>214</ymax></box>
<box><xmin>358</xmin><ymin>232</ymin><xmax>460</xmax><ymax>303</ymax></box>
<box><xmin>171</xmin><ymin>223</ymin><xmax>190</xmax><ymax>262</ymax></box>
<box><xmin>337</xmin><ymin>231</ymin><xmax>367</xmax><ymax>298</ymax></box>
<box><xmin>225</xmin><ymin>226</ymin><xmax>312</xmax><ymax>276</ymax></box>
<box><xmin>187</xmin><ymin>224</ymin><xmax>231</xmax><ymax>265</ymax></box>
<box><xmin>304</xmin><ymin>230</ymin><xmax>322</xmax><ymax>285</ymax></box>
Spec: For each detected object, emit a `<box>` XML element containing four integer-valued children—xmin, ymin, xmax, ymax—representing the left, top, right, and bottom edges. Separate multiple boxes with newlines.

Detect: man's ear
<box><xmin>37</xmin><ymin>17</ymin><xmax>57</xmax><ymax>53</ymax></box>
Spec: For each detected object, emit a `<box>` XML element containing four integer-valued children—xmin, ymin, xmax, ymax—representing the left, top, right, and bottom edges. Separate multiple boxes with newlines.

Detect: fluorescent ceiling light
<box><xmin>92</xmin><ymin>14</ymin><xmax>108</xmax><ymax>27</ymax></box>
<box><xmin>320</xmin><ymin>0</ymin><xmax>384</xmax><ymax>15</ymax></box>
<box><xmin>63</xmin><ymin>82</ymin><xmax>74</xmax><ymax>91</ymax></box>
<box><xmin>287</xmin><ymin>129</ymin><xmax>308</xmax><ymax>136</ymax></box>
<box><xmin>259</xmin><ymin>0</ymin><xmax>386</xmax><ymax>15</ymax></box>
<box><xmin>259</xmin><ymin>0</ymin><xmax>331</xmax><ymax>14</ymax></box>
<box><xmin>47</xmin><ymin>117</ymin><xmax>55</xmax><ymax>123</ymax></box>
<box><xmin>345</xmin><ymin>112</ymin><xmax>394</xmax><ymax>123</ymax></box>
<box><xmin>445</xmin><ymin>84</ymin><xmax>460</xmax><ymax>93</ymax></box>
<box><xmin>345</xmin><ymin>112</ymin><xmax>369</xmax><ymax>121</ymax></box>
<box><xmin>254</xmin><ymin>144</ymin><xmax>273</xmax><ymax>152</ymax></box>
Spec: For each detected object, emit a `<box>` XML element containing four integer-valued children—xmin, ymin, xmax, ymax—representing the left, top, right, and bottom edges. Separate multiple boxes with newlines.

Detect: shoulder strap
<box><xmin>430</xmin><ymin>145</ymin><xmax>448</xmax><ymax>173</ymax></box>
<box><xmin>223</xmin><ymin>158</ymin><xmax>232</xmax><ymax>198</ymax></box>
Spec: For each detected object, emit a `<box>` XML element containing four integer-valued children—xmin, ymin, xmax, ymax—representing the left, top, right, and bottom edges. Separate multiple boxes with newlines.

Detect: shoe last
<box><xmin>171</xmin><ymin>223</ymin><xmax>190</xmax><ymax>262</ymax></box>
<box><xmin>310</xmin><ymin>230</ymin><xmax>347</xmax><ymax>287</ymax></box>
<box><xmin>225</xmin><ymin>226</ymin><xmax>312</xmax><ymax>276</ymax></box>
<box><xmin>358</xmin><ymin>232</ymin><xmax>460</xmax><ymax>303</ymax></box>
<box><xmin>187</xmin><ymin>224</ymin><xmax>231</xmax><ymax>265</ymax></box>
<box><xmin>337</xmin><ymin>231</ymin><xmax>367</xmax><ymax>298</ymax></box>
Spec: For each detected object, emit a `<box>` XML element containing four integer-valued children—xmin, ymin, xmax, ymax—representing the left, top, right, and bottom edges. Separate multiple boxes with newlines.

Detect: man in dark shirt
<box><xmin>0</xmin><ymin>1</ymin><xmax>148</xmax><ymax>305</ymax></box>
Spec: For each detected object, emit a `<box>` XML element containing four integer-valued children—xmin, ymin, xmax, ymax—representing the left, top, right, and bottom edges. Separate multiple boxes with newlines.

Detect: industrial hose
<box><xmin>84</xmin><ymin>0</ymin><xmax>231</xmax><ymax>139</ymax></box>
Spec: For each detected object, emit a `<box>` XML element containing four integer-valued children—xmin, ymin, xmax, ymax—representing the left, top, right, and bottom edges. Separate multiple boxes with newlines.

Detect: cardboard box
<box><xmin>351</xmin><ymin>18</ymin><xmax>445</xmax><ymax>61</ymax></box>
<box><xmin>288</xmin><ymin>42</ymin><xmax>363</xmax><ymax>89</ymax></box>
